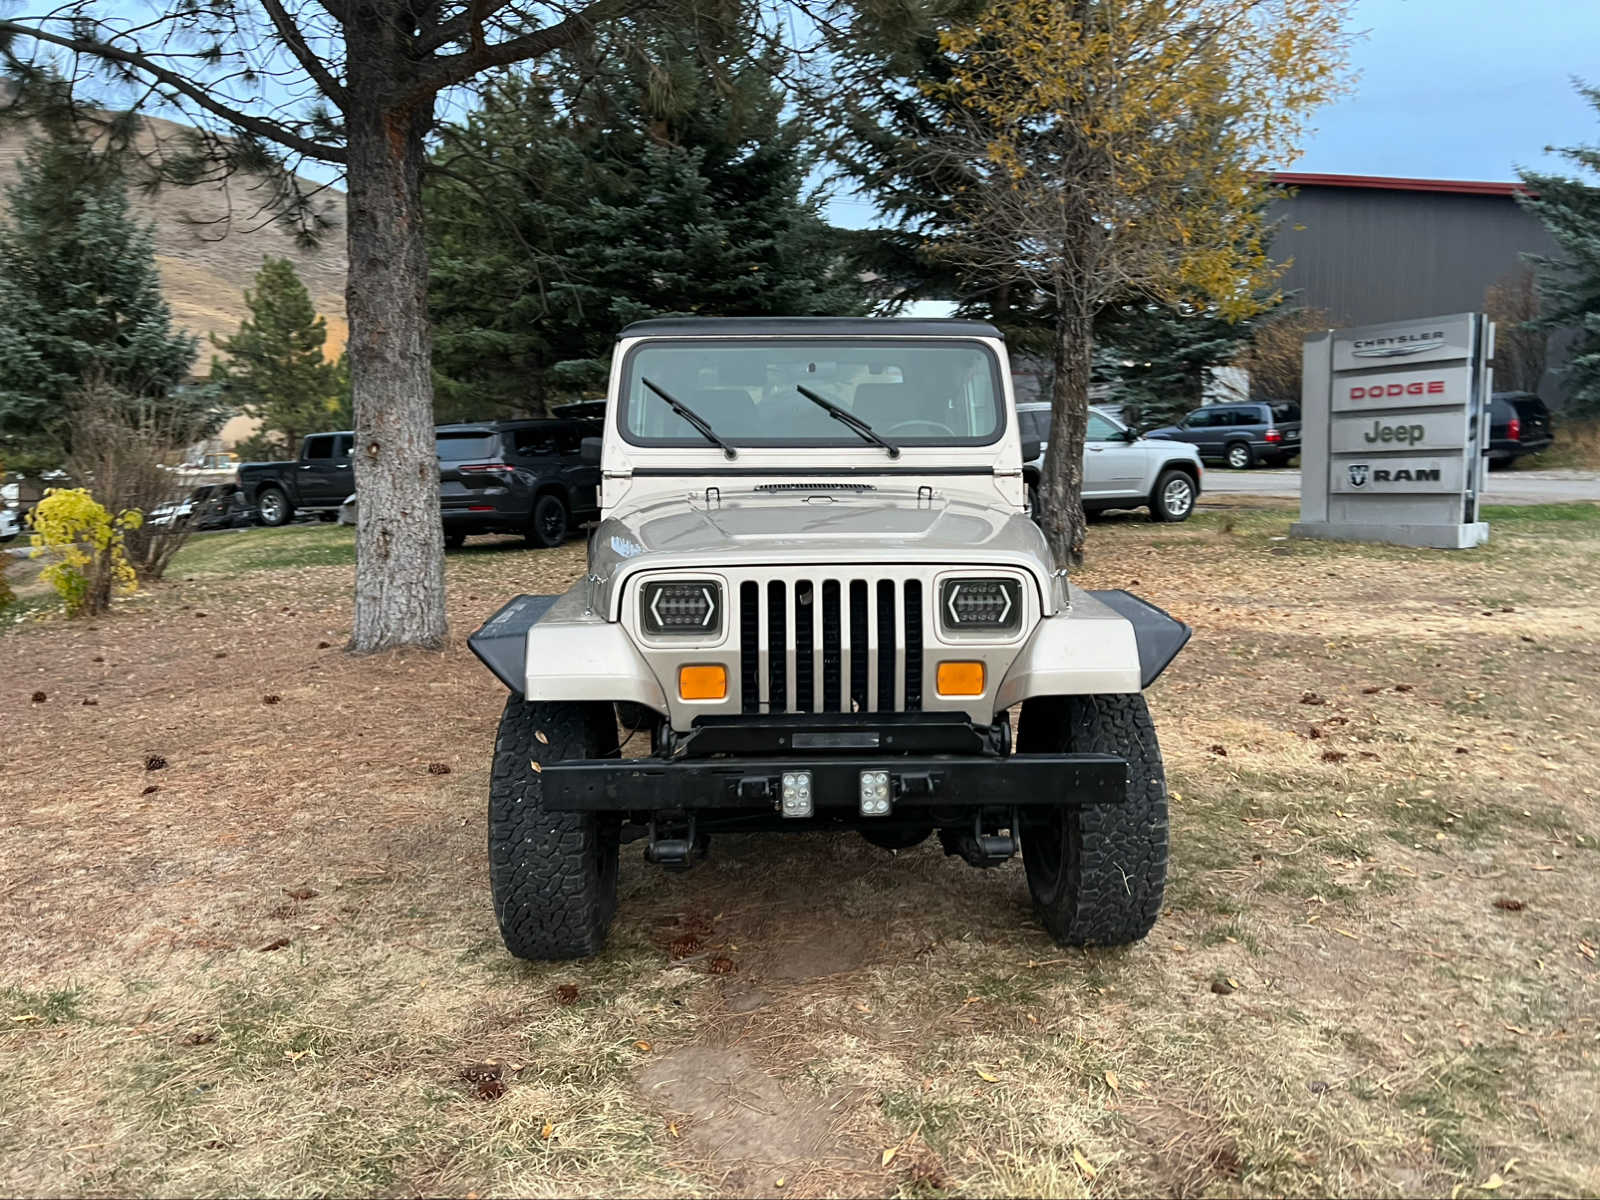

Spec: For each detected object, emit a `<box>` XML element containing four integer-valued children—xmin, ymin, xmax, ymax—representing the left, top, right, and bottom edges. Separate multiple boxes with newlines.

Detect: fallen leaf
<box><xmin>1072</xmin><ymin>1147</ymin><xmax>1098</xmax><ymax>1179</ymax></box>
<box><xmin>1321</xmin><ymin>750</ymin><xmax>1347</xmax><ymax>763</ymax></box>
<box><xmin>1336</xmin><ymin>928</ymin><xmax>1359</xmax><ymax>940</ymax></box>
<box><xmin>529</xmin><ymin>760</ymin><xmax>542</xmax><ymax>774</ymax></box>
<box><xmin>1104</xmin><ymin>1070</ymin><xmax>1120</xmax><ymax>1092</ymax></box>
<box><xmin>973</xmin><ymin>1066</ymin><xmax>1000</xmax><ymax>1083</ymax></box>
<box><xmin>1492</xmin><ymin>897</ymin><xmax>1524</xmax><ymax>911</ymax></box>
<box><xmin>635</xmin><ymin>1040</ymin><xmax>653</xmax><ymax>1052</ymax></box>
<box><xmin>1361</xmin><ymin>685</ymin><xmax>1382</xmax><ymax>694</ymax></box>
<box><xmin>668</xmin><ymin>1121</ymin><xmax>680</xmax><ymax>1138</ymax></box>
<box><xmin>882</xmin><ymin>1147</ymin><xmax>898</xmax><ymax>1167</ymax></box>
<box><xmin>541</xmin><ymin>1122</ymin><xmax>554</xmax><ymax>1140</ymax></box>
<box><xmin>536</xmin><ymin>730</ymin><xmax>550</xmax><ymax>744</ymax></box>
<box><xmin>258</xmin><ymin>937</ymin><xmax>290</xmax><ymax>952</ymax></box>
<box><xmin>554</xmin><ymin>983</ymin><xmax>579</xmax><ymax>1006</ymax></box>
<box><xmin>1393</xmin><ymin>683</ymin><xmax>1414</xmax><ymax>693</ymax></box>
<box><xmin>141</xmin><ymin>785</ymin><xmax>160</xmax><ymax>796</ymax></box>
<box><xmin>1300</xmin><ymin>691</ymin><xmax>1326</xmax><ymax>706</ymax></box>
<box><xmin>1480</xmin><ymin>1173</ymin><xmax>1504</xmax><ymax>1191</ymax></box>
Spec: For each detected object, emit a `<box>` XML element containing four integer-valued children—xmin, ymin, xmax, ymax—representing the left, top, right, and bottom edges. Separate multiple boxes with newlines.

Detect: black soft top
<box><xmin>617</xmin><ymin>316</ymin><xmax>1003</xmax><ymax>339</ymax></box>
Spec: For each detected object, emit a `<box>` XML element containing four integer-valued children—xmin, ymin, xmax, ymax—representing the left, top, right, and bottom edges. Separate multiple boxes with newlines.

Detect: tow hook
<box><xmin>944</xmin><ymin>809</ymin><xmax>1019</xmax><ymax>868</ymax></box>
<box><xmin>644</xmin><ymin>813</ymin><xmax>707</xmax><ymax>870</ymax></box>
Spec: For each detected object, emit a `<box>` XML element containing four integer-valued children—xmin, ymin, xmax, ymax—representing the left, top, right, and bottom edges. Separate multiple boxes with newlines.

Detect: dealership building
<box><xmin>1267</xmin><ymin>172</ymin><xmax>1568</xmax><ymax>406</ymax></box>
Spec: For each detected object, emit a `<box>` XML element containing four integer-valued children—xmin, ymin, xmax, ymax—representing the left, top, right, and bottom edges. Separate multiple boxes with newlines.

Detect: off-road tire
<box><xmin>1017</xmin><ymin>693</ymin><xmax>1168</xmax><ymax>946</ymax></box>
<box><xmin>256</xmin><ymin>486</ymin><xmax>292</xmax><ymax>527</ymax></box>
<box><xmin>1149</xmin><ymin>468</ymin><xmax>1196</xmax><ymax>523</ymax></box>
<box><xmin>527</xmin><ymin>494</ymin><xmax>569</xmax><ymax>548</ymax></box>
<box><xmin>488</xmin><ymin>697</ymin><xmax>620</xmax><ymax>959</ymax></box>
<box><xmin>1224</xmin><ymin>441</ymin><xmax>1253</xmax><ymax>470</ymax></box>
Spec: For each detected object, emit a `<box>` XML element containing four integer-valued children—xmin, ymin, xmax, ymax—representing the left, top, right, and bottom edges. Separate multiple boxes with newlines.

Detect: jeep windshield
<box><xmin>618</xmin><ymin>338</ymin><xmax>1005</xmax><ymax>449</ymax></box>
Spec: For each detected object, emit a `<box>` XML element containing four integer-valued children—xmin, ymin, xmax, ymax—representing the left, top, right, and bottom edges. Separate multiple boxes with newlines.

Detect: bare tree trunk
<box><xmin>342</xmin><ymin>29</ymin><xmax>446</xmax><ymax>653</ymax></box>
<box><xmin>1040</xmin><ymin>302</ymin><xmax>1094</xmax><ymax>569</ymax></box>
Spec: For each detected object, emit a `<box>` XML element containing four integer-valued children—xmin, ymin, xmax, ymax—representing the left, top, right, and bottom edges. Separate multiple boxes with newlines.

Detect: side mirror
<box><xmin>1121</xmin><ymin>427</ymin><xmax>1140</xmax><ymax>443</ymax></box>
<box><xmin>579</xmin><ymin>436</ymin><xmax>602</xmax><ymax>466</ymax></box>
<box><xmin>1019</xmin><ymin>437</ymin><xmax>1042</xmax><ymax>463</ymax></box>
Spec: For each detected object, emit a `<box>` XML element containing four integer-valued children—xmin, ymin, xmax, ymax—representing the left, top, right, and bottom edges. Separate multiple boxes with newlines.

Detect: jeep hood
<box><xmin>588</xmin><ymin>487</ymin><xmax>1057</xmax><ymax>618</ymax></box>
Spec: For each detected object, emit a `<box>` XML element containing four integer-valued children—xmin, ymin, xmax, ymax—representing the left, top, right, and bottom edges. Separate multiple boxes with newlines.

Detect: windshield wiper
<box><xmin>641</xmin><ymin>376</ymin><xmax>737</xmax><ymax>459</ymax></box>
<box><xmin>794</xmin><ymin>385</ymin><xmax>900</xmax><ymax>459</ymax></box>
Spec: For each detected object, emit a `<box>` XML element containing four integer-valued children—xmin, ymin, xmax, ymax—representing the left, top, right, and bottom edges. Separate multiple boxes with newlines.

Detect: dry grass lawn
<box><xmin>3</xmin><ymin>504</ymin><xmax>1598</xmax><ymax>1198</ymax></box>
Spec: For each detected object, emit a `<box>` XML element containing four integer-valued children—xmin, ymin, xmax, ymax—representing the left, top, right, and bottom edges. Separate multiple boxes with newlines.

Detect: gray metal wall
<box><xmin>1268</xmin><ymin>186</ymin><xmax>1568</xmax><ymax>405</ymax></box>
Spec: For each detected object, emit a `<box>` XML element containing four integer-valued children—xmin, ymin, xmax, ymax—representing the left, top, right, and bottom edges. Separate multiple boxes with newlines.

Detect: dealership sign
<box><xmin>1293</xmin><ymin>313</ymin><xmax>1492</xmax><ymax>550</ymax></box>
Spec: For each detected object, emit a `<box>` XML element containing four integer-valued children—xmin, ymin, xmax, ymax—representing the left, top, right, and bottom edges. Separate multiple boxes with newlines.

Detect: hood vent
<box><xmin>753</xmin><ymin>482</ymin><xmax>876</xmax><ymax>493</ymax></box>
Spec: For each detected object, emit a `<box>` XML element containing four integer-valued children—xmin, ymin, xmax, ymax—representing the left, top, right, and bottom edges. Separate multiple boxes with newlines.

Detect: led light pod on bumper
<box><xmin>859</xmin><ymin>770</ymin><xmax>892</xmax><ymax>816</ymax></box>
<box><xmin>941</xmin><ymin>578</ymin><xmax>1022</xmax><ymax>633</ymax></box>
<box><xmin>640</xmin><ymin>580</ymin><xmax>722</xmax><ymax>636</ymax></box>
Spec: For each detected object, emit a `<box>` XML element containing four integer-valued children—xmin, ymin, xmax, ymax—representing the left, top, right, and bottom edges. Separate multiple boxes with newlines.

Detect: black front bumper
<box><xmin>541</xmin><ymin>753</ymin><xmax>1127</xmax><ymax>813</ymax></box>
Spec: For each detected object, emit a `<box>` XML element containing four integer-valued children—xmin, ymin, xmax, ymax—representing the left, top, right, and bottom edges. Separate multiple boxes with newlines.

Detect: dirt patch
<box><xmin>763</xmin><ymin>925</ymin><xmax>874</xmax><ymax>981</ymax></box>
<box><xmin>638</xmin><ymin>1047</ymin><xmax>835</xmax><ymax>1170</ymax></box>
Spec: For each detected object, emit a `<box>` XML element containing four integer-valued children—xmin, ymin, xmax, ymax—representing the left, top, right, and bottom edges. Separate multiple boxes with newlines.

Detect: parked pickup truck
<box><xmin>238</xmin><ymin>431</ymin><xmax>354</xmax><ymax>526</ymax></box>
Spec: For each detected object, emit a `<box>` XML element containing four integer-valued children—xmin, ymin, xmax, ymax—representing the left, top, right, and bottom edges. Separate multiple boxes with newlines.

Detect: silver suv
<box><xmin>1017</xmin><ymin>402</ymin><xmax>1202</xmax><ymax>521</ymax></box>
<box><xmin>470</xmin><ymin>318</ymin><xmax>1189</xmax><ymax>959</ymax></box>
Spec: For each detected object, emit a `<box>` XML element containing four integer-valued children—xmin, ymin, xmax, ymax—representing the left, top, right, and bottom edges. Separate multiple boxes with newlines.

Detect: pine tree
<box><xmin>427</xmin><ymin>13</ymin><xmax>868</xmax><ymax>420</ymax></box>
<box><xmin>210</xmin><ymin>257</ymin><xmax>345</xmax><ymax>457</ymax></box>
<box><xmin>1519</xmin><ymin>83</ymin><xmax>1600</xmax><ymax>415</ymax></box>
<box><xmin>1094</xmin><ymin>298</ymin><xmax>1274</xmax><ymax>427</ymax></box>
<box><xmin>0</xmin><ymin>133</ymin><xmax>202</xmax><ymax>466</ymax></box>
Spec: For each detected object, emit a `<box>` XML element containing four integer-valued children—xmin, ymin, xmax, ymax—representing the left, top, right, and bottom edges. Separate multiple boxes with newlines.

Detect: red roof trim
<box><xmin>1270</xmin><ymin>171</ymin><xmax>1526</xmax><ymax>197</ymax></box>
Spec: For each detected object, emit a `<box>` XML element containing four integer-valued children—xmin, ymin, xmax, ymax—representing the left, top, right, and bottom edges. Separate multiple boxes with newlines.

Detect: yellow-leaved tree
<box><xmin>935</xmin><ymin>0</ymin><xmax>1351</xmax><ymax>564</ymax></box>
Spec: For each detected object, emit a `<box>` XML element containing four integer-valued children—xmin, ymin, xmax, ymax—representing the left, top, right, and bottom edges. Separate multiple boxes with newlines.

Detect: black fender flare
<box><xmin>1086</xmin><ymin>589</ymin><xmax>1191</xmax><ymax>688</ymax></box>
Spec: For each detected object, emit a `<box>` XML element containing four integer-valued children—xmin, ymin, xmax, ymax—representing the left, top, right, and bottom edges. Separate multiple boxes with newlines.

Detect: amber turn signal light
<box><xmin>678</xmin><ymin>664</ymin><xmax>728</xmax><ymax>701</ymax></box>
<box><xmin>936</xmin><ymin>660</ymin><xmax>985</xmax><ymax>696</ymax></box>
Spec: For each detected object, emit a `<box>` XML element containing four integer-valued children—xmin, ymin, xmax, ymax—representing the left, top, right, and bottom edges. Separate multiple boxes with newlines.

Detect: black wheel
<box><xmin>1017</xmin><ymin>693</ymin><xmax>1168</xmax><ymax>946</ymax></box>
<box><xmin>488</xmin><ymin>697</ymin><xmax>620</xmax><ymax>960</ymax></box>
<box><xmin>1149</xmin><ymin>469</ymin><xmax>1196</xmax><ymax>523</ymax></box>
<box><xmin>256</xmin><ymin>486</ymin><xmax>292</xmax><ymax>527</ymax></box>
<box><xmin>444</xmin><ymin>529</ymin><xmax>466</xmax><ymax>549</ymax></box>
<box><xmin>1224</xmin><ymin>441</ymin><xmax>1253</xmax><ymax>470</ymax></box>
<box><xmin>861</xmin><ymin>826</ymin><xmax>933</xmax><ymax>852</ymax></box>
<box><xmin>527</xmin><ymin>494</ymin><xmax>569</xmax><ymax>548</ymax></box>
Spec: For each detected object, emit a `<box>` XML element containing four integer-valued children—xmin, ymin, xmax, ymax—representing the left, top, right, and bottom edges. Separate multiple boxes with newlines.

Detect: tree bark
<box><xmin>342</xmin><ymin>22</ymin><xmax>446</xmax><ymax>652</ymax></box>
<box><xmin>1039</xmin><ymin>300</ymin><xmax>1095</xmax><ymax>569</ymax></box>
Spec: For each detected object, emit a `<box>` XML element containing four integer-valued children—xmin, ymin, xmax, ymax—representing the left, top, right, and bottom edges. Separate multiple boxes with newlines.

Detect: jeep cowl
<box><xmin>469</xmin><ymin>317</ymin><xmax>1190</xmax><ymax>960</ymax></box>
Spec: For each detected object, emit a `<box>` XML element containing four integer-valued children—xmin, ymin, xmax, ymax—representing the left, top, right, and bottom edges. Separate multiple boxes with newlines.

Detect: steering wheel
<box><xmin>883</xmin><ymin>419</ymin><xmax>957</xmax><ymax>437</ymax></box>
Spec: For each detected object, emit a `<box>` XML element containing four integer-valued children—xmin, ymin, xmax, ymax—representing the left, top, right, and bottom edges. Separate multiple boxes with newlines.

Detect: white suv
<box><xmin>1018</xmin><ymin>402</ymin><xmax>1202</xmax><ymax>522</ymax></box>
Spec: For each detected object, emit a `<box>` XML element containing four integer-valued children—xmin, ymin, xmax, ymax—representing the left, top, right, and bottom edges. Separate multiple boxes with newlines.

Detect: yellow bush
<box><xmin>28</xmin><ymin>488</ymin><xmax>143</xmax><ymax>616</ymax></box>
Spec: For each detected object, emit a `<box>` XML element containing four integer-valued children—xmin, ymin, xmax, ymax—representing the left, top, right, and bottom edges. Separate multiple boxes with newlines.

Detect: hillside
<box><xmin>0</xmin><ymin>108</ymin><xmax>349</xmax><ymax>380</ymax></box>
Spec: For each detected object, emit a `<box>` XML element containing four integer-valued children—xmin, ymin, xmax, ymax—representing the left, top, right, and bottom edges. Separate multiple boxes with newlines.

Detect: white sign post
<box><xmin>1291</xmin><ymin>312</ymin><xmax>1493</xmax><ymax>550</ymax></box>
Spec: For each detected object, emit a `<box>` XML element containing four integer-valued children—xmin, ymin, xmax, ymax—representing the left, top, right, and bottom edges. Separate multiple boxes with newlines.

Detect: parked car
<box><xmin>148</xmin><ymin>483</ymin><xmax>254</xmax><ymax>531</ymax></box>
<box><xmin>0</xmin><ymin>505</ymin><xmax>20</xmax><ymax>543</ymax></box>
<box><xmin>1488</xmin><ymin>392</ymin><xmax>1555</xmax><ymax>467</ymax></box>
<box><xmin>1144</xmin><ymin>400</ymin><xmax>1302</xmax><ymax>469</ymax></box>
<box><xmin>238</xmin><ymin>431</ymin><xmax>355</xmax><ymax>526</ymax></box>
<box><xmin>1017</xmin><ymin>402</ymin><xmax>1203</xmax><ymax>521</ymax></box>
<box><xmin>438</xmin><ymin>417</ymin><xmax>602</xmax><ymax>548</ymax></box>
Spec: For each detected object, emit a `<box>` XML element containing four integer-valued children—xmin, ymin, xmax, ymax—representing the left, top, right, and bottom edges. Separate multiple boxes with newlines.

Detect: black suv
<box><xmin>438</xmin><ymin>418</ymin><xmax>602</xmax><ymax>548</ymax></box>
<box><xmin>1145</xmin><ymin>401</ymin><xmax>1302</xmax><ymax>469</ymax></box>
<box><xmin>1488</xmin><ymin>392</ymin><xmax>1555</xmax><ymax>467</ymax></box>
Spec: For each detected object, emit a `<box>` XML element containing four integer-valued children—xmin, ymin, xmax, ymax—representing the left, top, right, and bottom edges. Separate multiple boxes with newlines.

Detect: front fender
<box><xmin>468</xmin><ymin>587</ymin><xmax>669</xmax><ymax>713</ymax></box>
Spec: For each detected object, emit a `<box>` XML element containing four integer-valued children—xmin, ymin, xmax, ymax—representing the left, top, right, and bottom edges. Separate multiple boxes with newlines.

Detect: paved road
<box><xmin>1200</xmin><ymin>468</ymin><xmax>1600</xmax><ymax>507</ymax></box>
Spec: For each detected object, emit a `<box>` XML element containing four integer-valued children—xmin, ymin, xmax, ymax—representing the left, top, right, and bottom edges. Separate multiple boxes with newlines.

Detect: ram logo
<box><xmin>1347</xmin><ymin>464</ymin><xmax>1369</xmax><ymax>488</ymax></box>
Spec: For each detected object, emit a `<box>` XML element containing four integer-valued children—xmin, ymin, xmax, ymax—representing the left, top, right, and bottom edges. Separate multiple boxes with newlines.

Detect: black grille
<box><xmin>903</xmin><ymin>579</ymin><xmax>923</xmax><ymax>711</ymax></box>
<box><xmin>739</xmin><ymin>581</ymin><xmax>759</xmax><ymax>714</ymax></box>
<box><xmin>736</xmin><ymin>577</ymin><xmax>928</xmax><ymax>714</ymax></box>
<box><xmin>767</xmin><ymin>581</ymin><xmax>787</xmax><ymax>713</ymax></box>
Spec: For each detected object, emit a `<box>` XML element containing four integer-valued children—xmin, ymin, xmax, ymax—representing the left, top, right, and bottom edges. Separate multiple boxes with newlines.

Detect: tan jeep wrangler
<box><xmin>470</xmin><ymin>317</ymin><xmax>1188</xmax><ymax>959</ymax></box>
